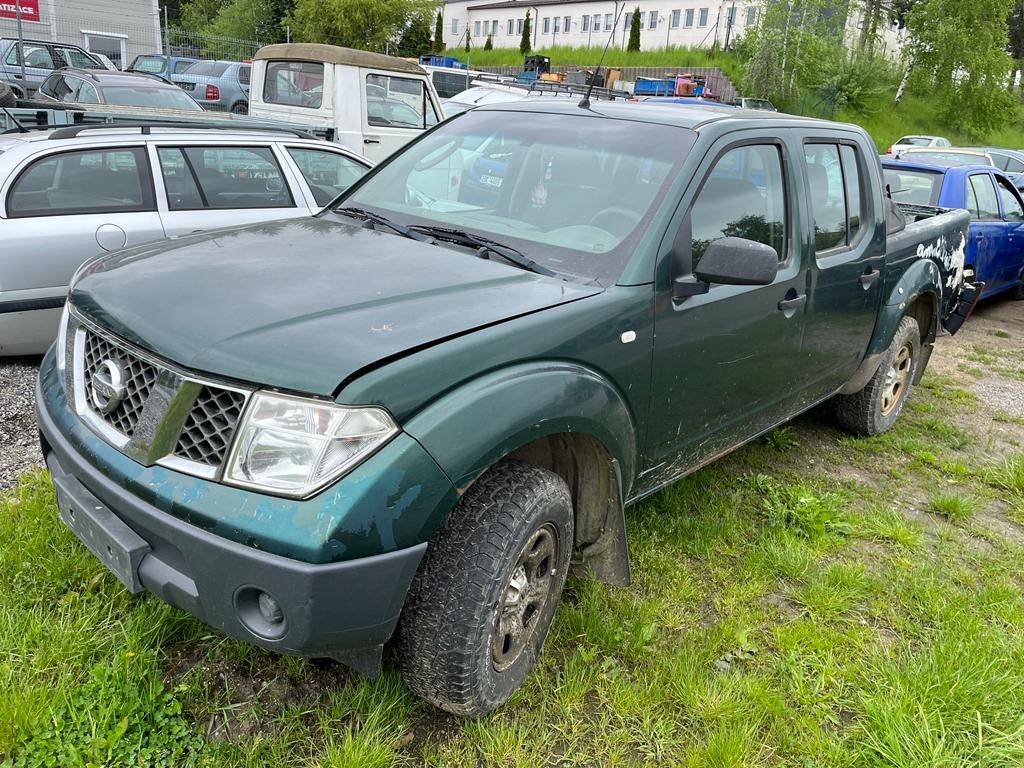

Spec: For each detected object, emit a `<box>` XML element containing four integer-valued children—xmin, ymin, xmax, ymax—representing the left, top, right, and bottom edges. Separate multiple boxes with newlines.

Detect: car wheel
<box><xmin>834</xmin><ymin>316</ymin><xmax>921</xmax><ymax>437</ymax></box>
<box><xmin>0</xmin><ymin>81</ymin><xmax>15</xmax><ymax>107</ymax></box>
<box><xmin>1010</xmin><ymin>280</ymin><xmax>1024</xmax><ymax>301</ymax></box>
<box><xmin>231</xmin><ymin>101</ymin><xmax>248</xmax><ymax>114</ymax></box>
<box><xmin>399</xmin><ymin>460</ymin><xmax>573</xmax><ymax>717</ymax></box>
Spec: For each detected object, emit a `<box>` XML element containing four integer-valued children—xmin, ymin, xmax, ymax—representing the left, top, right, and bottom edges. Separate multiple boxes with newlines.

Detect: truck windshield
<box><xmin>338</xmin><ymin>109</ymin><xmax>695</xmax><ymax>284</ymax></box>
<box><xmin>884</xmin><ymin>168</ymin><xmax>943</xmax><ymax>206</ymax></box>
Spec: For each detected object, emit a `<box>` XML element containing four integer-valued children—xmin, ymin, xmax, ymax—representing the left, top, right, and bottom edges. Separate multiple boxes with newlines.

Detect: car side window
<box><xmin>7</xmin><ymin>147</ymin><xmax>152</xmax><ymax>218</ymax></box>
<box><xmin>804</xmin><ymin>144</ymin><xmax>845</xmax><ymax>251</ymax></box>
<box><xmin>39</xmin><ymin>73</ymin><xmax>69</xmax><ymax>100</ymax></box>
<box><xmin>77</xmin><ymin>81</ymin><xmax>99</xmax><ymax>103</ymax></box>
<box><xmin>1004</xmin><ymin>156</ymin><xmax>1024</xmax><ymax>174</ymax></box>
<box><xmin>238</xmin><ymin>65</ymin><xmax>251</xmax><ymax>86</ymax></box>
<box><xmin>995</xmin><ymin>177</ymin><xmax>1024</xmax><ymax>221</ymax></box>
<box><xmin>967</xmin><ymin>174</ymin><xmax>1000</xmax><ymax>220</ymax></box>
<box><xmin>58</xmin><ymin>47</ymin><xmax>98</xmax><ymax>69</ymax></box>
<box><xmin>172</xmin><ymin>60</ymin><xmax>193</xmax><ymax>74</ymax></box>
<box><xmin>286</xmin><ymin>148</ymin><xmax>368</xmax><ymax>207</ymax></box>
<box><xmin>690</xmin><ymin>144</ymin><xmax>787</xmax><ymax>271</ymax></box>
<box><xmin>157</xmin><ymin>146</ymin><xmax>293</xmax><ymax>210</ymax></box>
<box><xmin>840</xmin><ymin>145</ymin><xmax>865</xmax><ymax>239</ymax></box>
<box><xmin>7</xmin><ymin>43</ymin><xmax>55</xmax><ymax>69</ymax></box>
<box><xmin>366</xmin><ymin>74</ymin><xmax>439</xmax><ymax>128</ymax></box>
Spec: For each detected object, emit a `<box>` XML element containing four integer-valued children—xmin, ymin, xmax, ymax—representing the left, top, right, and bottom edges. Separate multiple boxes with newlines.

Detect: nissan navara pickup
<box><xmin>37</xmin><ymin>102</ymin><xmax>977</xmax><ymax>717</ymax></box>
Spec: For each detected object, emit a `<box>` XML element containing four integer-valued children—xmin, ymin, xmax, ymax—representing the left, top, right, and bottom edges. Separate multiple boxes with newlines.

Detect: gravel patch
<box><xmin>0</xmin><ymin>357</ymin><xmax>43</xmax><ymax>489</ymax></box>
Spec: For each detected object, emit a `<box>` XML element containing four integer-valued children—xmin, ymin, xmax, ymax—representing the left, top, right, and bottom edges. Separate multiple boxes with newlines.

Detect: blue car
<box><xmin>128</xmin><ymin>54</ymin><xmax>201</xmax><ymax>80</ymax></box>
<box><xmin>883</xmin><ymin>159</ymin><xmax>1024</xmax><ymax>300</ymax></box>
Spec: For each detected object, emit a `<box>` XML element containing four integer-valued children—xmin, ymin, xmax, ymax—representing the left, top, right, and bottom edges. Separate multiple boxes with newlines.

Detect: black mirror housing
<box><xmin>693</xmin><ymin>237</ymin><xmax>779</xmax><ymax>286</ymax></box>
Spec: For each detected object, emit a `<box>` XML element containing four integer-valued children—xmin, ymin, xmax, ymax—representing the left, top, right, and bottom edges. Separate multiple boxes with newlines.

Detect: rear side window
<box><xmin>1002</xmin><ymin>155</ymin><xmax>1024</xmax><ymax>174</ymax></box>
<box><xmin>40</xmin><ymin>73</ymin><xmax>71</xmax><ymax>100</ymax></box>
<box><xmin>156</xmin><ymin>146</ymin><xmax>293</xmax><ymax>210</ymax></box>
<box><xmin>804</xmin><ymin>142</ymin><xmax>867</xmax><ymax>253</ymax></box>
<box><xmin>690</xmin><ymin>144</ymin><xmax>787</xmax><ymax>270</ymax></box>
<box><xmin>287</xmin><ymin>147</ymin><xmax>368</xmax><ymax>206</ymax></box>
<box><xmin>132</xmin><ymin>55</ymin><xmax>166</xmax><ymax>73</ymax></box>
<box><xmin>263</xmin><ymin>61</ymin><xmax>323</xmax><ymax>108</ymax></box>
<box><xmin>967</xmin><ymin>174</ymin><xmax>1000</xmax><ymax>220</ymax></box>
<box><xmin>58</xmin><ymin>47</ymin><xmax>99</xmax><ymax>69</ymax></box>
<box><xmin>996</xmin><ymin>177</ymin><xmax>1024</xmax><ymax>221</ymax></box>
<box><xmin>172</xmin><ymin>60</ymin><xmax>195</xmax><ymax>74</ymax></box>
<box><xmin>366</xmin><ymin>74</ymin><xmax>438</xmax><ymax>128</ymax></box>
<box><xmin>7</xmin><ymin>147</ymin><xmax>153</xmax><ymax>218</ymax></box>
<box><xmin>238</xmin><ymin>65</ymin><xmax>251</xmax><ymax>85</ymax></box>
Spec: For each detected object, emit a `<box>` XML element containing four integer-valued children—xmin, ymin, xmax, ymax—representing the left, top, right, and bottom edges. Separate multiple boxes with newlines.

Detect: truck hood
<box><xmin>71</xmin><ymin>217</ymin><xmax>601</xmax><ymax>397</ymax></box>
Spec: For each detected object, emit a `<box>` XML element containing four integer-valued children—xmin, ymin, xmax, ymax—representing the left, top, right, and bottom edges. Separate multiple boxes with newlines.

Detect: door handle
<box><xmin>363</xmin><ymin>136</ymin><xmax>381</xmax><ymax>145</ymax></box>
<box><xmin>777</xmin><ymin>294</ymin><xmax>806</xmax><ymax>311</ymax></box>
<box><xmin>859</xmin><ymin>268</ymin><xmax>881</xmax><ymax>288</ymax></box>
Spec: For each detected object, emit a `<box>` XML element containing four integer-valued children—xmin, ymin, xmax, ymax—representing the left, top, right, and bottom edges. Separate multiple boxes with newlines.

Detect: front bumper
<box><xmin>36</xmin><ymin>350</ymin><xmax>457</xmax><ymax>659</ymax></box>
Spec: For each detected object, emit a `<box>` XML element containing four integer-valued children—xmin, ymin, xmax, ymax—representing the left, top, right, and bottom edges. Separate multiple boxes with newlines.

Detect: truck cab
<box><xmin>249</xmin><ymin>43</ymin><xmax>443</xmax><ymax>163</ymax></box>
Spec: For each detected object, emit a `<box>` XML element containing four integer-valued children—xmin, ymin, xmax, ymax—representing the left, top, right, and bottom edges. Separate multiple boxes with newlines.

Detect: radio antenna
<box><xmin>2</xmin><ymin>106</ymin><xmax>27</xmax><ymax>133</ymax></box>
<box><xmin>579</xmin><ymin>2</ymin><xmax>626</xmax><ymax>109</ymax></box>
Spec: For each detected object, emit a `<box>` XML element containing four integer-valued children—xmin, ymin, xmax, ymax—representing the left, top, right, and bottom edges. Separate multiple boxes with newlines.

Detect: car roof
<box><xmin>473</xmin><ymin>98</ymin><xmax>856</xmax><ymax>132</ymax></box>
<box><xmin>881</xmin><ymin>158</ymin><xmax>995</xmax><ymax>174</ymax></box>
<box><xmin>53</xmin><ymin>68</ymin><xmax>178</xmax><ymax>87</ymax></box>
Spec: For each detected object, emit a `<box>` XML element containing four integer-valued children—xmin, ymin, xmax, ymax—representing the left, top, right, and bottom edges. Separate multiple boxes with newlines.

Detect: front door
<box><xmin>799</xmin><ymin>140</ymin><xmax>885</xmax><ymax>400</ymax></box>
<box><xmin>643</xmin><ymin>136</ymin><xmax>808</xmax><ymax>490</ymax></box>
<box><xmin>966</xmin><ymin>171</ymin><xmax>1007</xmax><ymax>294</ymax></box>
<box><xmin>361</xmin><ymin>70</ymin><xmax>440</xmax><ymax>163</ymax></box>
<box><xmin>994</xmin><ymin>174</ymin><xmax>1024</xmax><ymax>290</ymax></box>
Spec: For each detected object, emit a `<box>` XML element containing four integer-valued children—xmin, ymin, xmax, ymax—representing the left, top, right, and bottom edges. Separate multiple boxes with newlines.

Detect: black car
<box><xmin>36</xmin><ymin>68</ymin><xmax>204</xmax><ymax>111</ymax></box>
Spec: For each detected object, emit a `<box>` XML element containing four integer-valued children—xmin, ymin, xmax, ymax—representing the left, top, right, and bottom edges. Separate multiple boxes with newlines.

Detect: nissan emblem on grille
<box><xmin>90</xmin><ymin>359</ymin><xmax>125</xmax><ymax>415</ymax></box>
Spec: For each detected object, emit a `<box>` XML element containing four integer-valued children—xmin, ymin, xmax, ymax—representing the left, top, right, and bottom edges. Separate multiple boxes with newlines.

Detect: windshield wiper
<box><xmin>335</xmin><ymin>207</ymin><xmax>435</xmax><ymax>243</ymax></box>
<box><xmin>409</xmin><ymin>226</ymin><xmax>558</xmax><ymax>277</ymax></box>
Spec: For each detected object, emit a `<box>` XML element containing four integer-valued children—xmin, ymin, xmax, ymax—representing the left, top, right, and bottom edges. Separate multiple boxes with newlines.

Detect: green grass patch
<box><xmin>928</xmin><ymin>492</ymin><xmax>977</xmax><ymax>522</ymax></box>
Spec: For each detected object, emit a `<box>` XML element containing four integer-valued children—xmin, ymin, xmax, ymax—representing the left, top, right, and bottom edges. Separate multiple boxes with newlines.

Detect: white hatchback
<box><xmin>0</xmin><ymin>124</ymin><xmax>371</xmax><ymax>355</ymax></box>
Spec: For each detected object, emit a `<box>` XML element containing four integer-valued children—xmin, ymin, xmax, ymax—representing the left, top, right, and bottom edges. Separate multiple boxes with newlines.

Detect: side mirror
<box><xmin>694</xmin><ymin>237</ymin><xmax>779</xmax><ymax>286</ymax></box>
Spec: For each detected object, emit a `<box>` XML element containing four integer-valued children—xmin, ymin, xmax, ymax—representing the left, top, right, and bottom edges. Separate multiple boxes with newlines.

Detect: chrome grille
<box><xmin>83</xmin><ymin>330</ymin><xmax>157</xmax><ymax>437</ymax></box>
<box><xmin>173</xmin><ymin>386</ymin><xmax>247</xmax><ymax>466</ymax></box>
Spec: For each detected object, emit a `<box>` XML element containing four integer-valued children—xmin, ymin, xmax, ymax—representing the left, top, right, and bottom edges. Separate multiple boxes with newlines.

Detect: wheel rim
<box><xmin>491</xmin><ymin>523</ymin><xmax>558</xmax><ymax>672</ymax></box>
<box><xmin>880</xmin><ymin>343</ymin><xmax>913</xmax><ymax>416</ymax></box>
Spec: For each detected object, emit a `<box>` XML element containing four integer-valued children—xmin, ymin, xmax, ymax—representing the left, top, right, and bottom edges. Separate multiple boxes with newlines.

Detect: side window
<box><xmin>1004</xmin><ymin>156</ymin><xmax>1024</xmax><ymax>174</ymax></box>
<box><xmin>7</xmin><ymin>147</ymin><xmax>152</xmax><ymax>218</ymax></box>
<box><xmin>159</xmin><ymin>146</ymin><xmax>293</xmax><ymax>210</ymax></box>
<box><xmin>263</xmin><ymin>61</ymin><xmax>324</xmax><ymax>108</ymax></box>
<box><xmin>77</xmin><ymin>81</ymin><xmax>99</xmax><ymax>103</ymax></box>
<box><xmin>690</xmin><ymin>144</ymin><xmax>787</xmax><ymax>271</ymax></box>
<box><xmin>996</xmin><ymin>177</ymin><xmax>1024</xmax><ymax>221</ymax></box>
<box><xmin>238</xmin><ymin>65</ymin><xmax>251</xmax><ymax>86</ymax></box>
<box><xmin>804</xmin><ymin>144</ymin><xmax>846</xmax><ymax>251</ymax></box>
<box><xmin>968</xmin><ymin>174</ymin><xmax>1000</xmax><ymax>220</ymax></box>
<box><xmin>172</xmin><ymin>60</ymin><xmax>194</xmax><ymax>74</ymax></box>
<box><xmin>7</xmin><ymin>44</ymin><xmax>55</xmax><ymax>69</ymax></box>
<box><xmin>366</xmin><ymin>74</ymin><xmax>438</xmax><ymax>128</ymax></box>
<box><xmin>840</xmin><ymin>145</ymin><xmax>865</xmax><ymax>238</ymax></box>
<box><xmin>286</xmin><ymin>148</ymin><xmax>368</xmax><ymax>207</ymax></box>
<box><xmin>59</xmin><ymin>47</ymin><xmax>100</xmax><ymax>69</ymax></box>
<box><xmin>40</xmin><ymin>74</ymin><xmax>70</xmax><ymax>100</ymax></box>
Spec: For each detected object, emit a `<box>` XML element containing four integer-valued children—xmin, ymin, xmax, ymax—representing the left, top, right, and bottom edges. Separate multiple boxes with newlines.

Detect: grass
<box><xmin>4</xmin><ymin>338</ymin><xmax>1024</xmax><ymax>764</ymax></box>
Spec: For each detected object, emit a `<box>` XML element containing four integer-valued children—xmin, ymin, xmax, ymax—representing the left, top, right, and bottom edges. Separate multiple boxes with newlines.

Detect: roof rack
<box><xmin>45</xmin><ymin>121</ymin><xmax>317</xmax><ymax>140</ymax></box>
<box><xmin>526</xmin><ymin>80</ymin><xmax>630</xmax><ymax>101</ymax></box>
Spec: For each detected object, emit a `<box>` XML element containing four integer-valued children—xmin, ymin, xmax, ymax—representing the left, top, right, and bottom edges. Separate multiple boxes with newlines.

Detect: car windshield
<box><xmin>884</xmin><ymin>168</ymin><xmax>944</xmax><ymax>206</ymax></box>
<box><xmin>131</xmin><ymin>55</ymin><xmax>164</xmax><ymax>73</ymax></box>
<box><xmin>102</xmin><ymin>85</ymin><xmax>204</xmax><ymax>111</ymax></box>
<box><xmin>338</xmin><ymin>109</ymin><xmax>694</xmax><ymax>285</ymax></box>
<box><xmin>898</xmin><ymin>136</ymin><xmax>933</xmax><ymax>146</ymax></box>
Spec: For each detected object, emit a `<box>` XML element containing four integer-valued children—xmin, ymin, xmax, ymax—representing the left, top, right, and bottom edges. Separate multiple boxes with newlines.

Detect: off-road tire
<box><xmin>834</xmin><ymin>316</ymin><xmax>921</xmax><ymax>436</ymax></box>
<box><xmin>399</xmin><ymin>460</ymin><xmax>573</xmax><ymax>717</ymax></box>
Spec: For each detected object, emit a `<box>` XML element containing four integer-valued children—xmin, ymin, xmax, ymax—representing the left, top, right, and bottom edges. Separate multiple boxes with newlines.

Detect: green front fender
<box><xmin>403</xmin><ymin>362</ymin><xmax>637</xmax><ymax>495</ymax></box>
<box><xmin>868</xmin><ymin>258</ymin><xmax>942</xmax><ymax>357</ymax></box>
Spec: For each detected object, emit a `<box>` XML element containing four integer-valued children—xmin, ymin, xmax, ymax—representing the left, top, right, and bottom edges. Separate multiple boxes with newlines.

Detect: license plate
<box><xmin>52</xmin><ymin>471</ymin><xmax>150</xmax><ymax>593</ymax></box>
<box><xmin>480</xmin><ymin>174</ymin><xmax>503</xmax><ymax>188</ymax></box>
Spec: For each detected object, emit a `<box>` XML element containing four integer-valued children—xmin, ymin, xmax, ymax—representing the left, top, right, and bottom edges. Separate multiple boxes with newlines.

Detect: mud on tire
<box><xmin>399</xmin><ymin>460</ymin><xmax>573</xmax><ymax>717</ymax></box>
<box><xmin>834</xmin><ymin>316</ymin><xmax>921</xmax><ymax>437</ymax></box>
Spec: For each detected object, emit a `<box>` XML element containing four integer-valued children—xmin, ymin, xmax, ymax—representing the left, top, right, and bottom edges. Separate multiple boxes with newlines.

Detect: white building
<box><xmin>441</xmin><ymin>0</ymin><xmax>904</xmax><ymax>55</ymax></box>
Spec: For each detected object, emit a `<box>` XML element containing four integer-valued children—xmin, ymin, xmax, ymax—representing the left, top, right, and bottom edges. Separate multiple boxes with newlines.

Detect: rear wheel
<box><xmin>231</xmin><ymin>101</ymin><xmax>248</xmax><ymax>114</ymax></box>
<box><xmin>834</xmin><ymin>316</ymin><xmax>921</xmax><ymax>436</ymax></box>
<box><xmin>399</xmin><ymin>460</ymin><xmax>573</xmax><ymax>717</ymax></box>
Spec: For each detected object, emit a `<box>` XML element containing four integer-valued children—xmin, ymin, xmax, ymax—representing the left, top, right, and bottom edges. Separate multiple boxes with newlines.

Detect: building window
<box><xmin>542</xmin><ymin>17</ymin><xmax>550</xmax><ymax>33</ymax></box>
<box><xmin>684</xmin><ymin>8</ymin><xmax>694</xmax><ymax>26</ymax></box>
<box><xmin>670</xmin><ymin>9</ymin><xmax>681</xmax><ymax>27</ymax></box>
<box><xmin>564</xmin><ymin>15</ymin><xmax>571</xmax><ymax>31</ymax></box>
<box><xmin>508</xmin><ymin>18</ymin><xmax>515</xmax><ymax>34</ymax></box>
<box><xmin>492</xmin><ymin>19</ymin><xmax>499</xmax><ymax>34</ymax></box>
<box><xmin>593</xmin><ymin>13</ymin><xmax>601</xmax><ymax>31</ymax></box>
<box><xmin>726</xmin><ymin>6</ymin><xmax>736</xmax><ymax>25</ymax></box>
<box><xmin>605</xmin><ymin>13</ymin><xmax>613</xmax><ymax>29</ymax></box>
<box><xmin>553</xmin><ymin>16</ymin><xmax>561</xmax><ymax>33</ymax></box>
<box><xmin>638</xmin><ymin>11</ymin><xmax>646</xmax><ymax>28</ymax></box>
<box><xmin>474</xmin><ymin>20</ymin><xmax>481</xmax><ymax>36</ymax></box>
<box><xmin>582</xmin><ymin>14</ymin><xmax>590</xmax><ymax>31</ymax></box>
<box><xmin>649</xmin><ymin>12</ymin><xmax>658</xmax><ymax>29</ymax></box>
<box><xmin>451</xmin><ymin>18</ymin><xmax>459</xmax><ymax>34</ymax></box>
<box><xmin>745</xmin><ymin>6</ymin><xmax>757</xmax><ymax>25</ymax></box>
<box><xmin>517</xmin><ymin>17</ymin><xmax>524</xmax><ymax>33</ymax></box>
<box><xmin>698</xmin><ymin>8</ymin><xmax>708</xmax><ymax>26</ymax></box>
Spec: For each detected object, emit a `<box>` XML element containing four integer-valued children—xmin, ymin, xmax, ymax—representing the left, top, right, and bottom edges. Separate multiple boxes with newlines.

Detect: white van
<box><xmin>250</xmin><ymin>44</ymin><xmax>444</xmax><ymax>163</ymax></box>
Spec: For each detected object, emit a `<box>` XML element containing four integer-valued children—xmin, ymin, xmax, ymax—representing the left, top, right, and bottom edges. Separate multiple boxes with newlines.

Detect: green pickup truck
<box><xmin>37</xmin><ymin>102</ymin><xmax>977</xmax><ymax>716</ymax></box>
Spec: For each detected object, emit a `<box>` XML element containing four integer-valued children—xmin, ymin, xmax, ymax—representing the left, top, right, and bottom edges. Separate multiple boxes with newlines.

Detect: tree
<box><xmin>396</xmin><ymin>10</ymin><xmax>432</xmax><ymax>56</ymax></box>
<box><xmin>484</xmin><ymin>33</ymin><xmax>493</xmax><ymax>49</ymax></box>
<box><xmin>434</xmin><ymin>10</ymin><xmax>444</xmax><ymax>50</ymax></box>
<box><xmin>287</xmin><ymin>0</ymin><xmax>434</xmax><ymax>51</ymax></box>
<box><xmin>628</xmin><ymin>7</ymin><xmax>641</xmax><ymax>51</ymax></box>
<box><xmin>905</xmin><ymin>0</ymin><xmax>1016</xmax><ymax>134</ymax></box>
<box><xmin>1009</xmin><ymin>0</ymin><xmax>1024</xmax><ymax>59</ymax></box>
<box><xmin>520</xmin><ymin>11</ymin><xmax>532</xmax><ymax>54</ymax></box>
<box><xmin>465</xmin><ymin>31</ymin><xmax>471</xmax><ymax>51</ymax></box>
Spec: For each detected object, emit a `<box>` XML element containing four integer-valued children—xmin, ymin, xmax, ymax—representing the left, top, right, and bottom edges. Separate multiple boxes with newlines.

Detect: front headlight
<box><xmin>223</xmin><ymin>392</ymin><xmax>398</xmax><ymax>498</ymax></box>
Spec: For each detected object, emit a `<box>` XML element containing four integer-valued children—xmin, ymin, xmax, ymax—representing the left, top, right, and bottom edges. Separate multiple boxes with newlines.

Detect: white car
<box><xmin>0</xmin><ymin>124</ymin><xmax>371</xmax><ymax>355</ymax></box>
<box><xmin>886</xmin><ymin>134</ymin><xmax>951</xmax><ymax>155</ymax></box>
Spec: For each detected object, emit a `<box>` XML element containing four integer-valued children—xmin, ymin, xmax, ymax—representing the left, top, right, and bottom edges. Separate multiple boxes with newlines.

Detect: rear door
<box><xmin>645</xmin><ymin>133</ymin><xmax>808</xmax><ymax>484</ymax></box>
<box><xmin>798</xmin><ymin>139</ymin><xmax>885</xmax><ymax>400</ymax></box>
<box><xmin>282</xmin><ymin>145</ymin><xmax>371</xmax><ymax>209</ymax></box>
<box><xmin>994</xmin><ymin>174</ymin><xmax>1024</xmax><ymax>290</ymax></box>
<box><xmin>0</xmin><ymin>145</ymin><xmax>165</xmax><ymax>343</ymax></box>
<box><xmin>150</xmin><ymin>142</ymin><xmax>306</xmax><ymax>233</ymax></box>
<box><xmin>361</xmin><ymin>70</ymin><xmax>440</xmax><ymax>163</ymax></box>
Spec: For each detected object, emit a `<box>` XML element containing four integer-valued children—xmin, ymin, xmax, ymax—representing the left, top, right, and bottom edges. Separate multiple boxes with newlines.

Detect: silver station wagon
<box><xmin>0</xmin><ymin>124</ymin><xmax>371</xmax><ymax>355</ymax></box>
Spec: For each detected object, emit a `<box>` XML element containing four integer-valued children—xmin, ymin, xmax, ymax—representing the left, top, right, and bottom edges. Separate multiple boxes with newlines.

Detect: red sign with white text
<box><xmin>0</xmin><ymin>0</ymin><xmax>40</xmax><ymax>21</ymax></box>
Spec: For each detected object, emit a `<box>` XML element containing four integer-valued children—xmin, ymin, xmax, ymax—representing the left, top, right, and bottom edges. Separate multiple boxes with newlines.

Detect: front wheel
<box><xmin>834</xmin><ymin>316</ymin><xmax>921</xmax><ymax>436</ymax></box>
<box><xmin>399</xmin><ymin>461</ymin><xmax>573</xmax><ymax>717</ymax></box>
